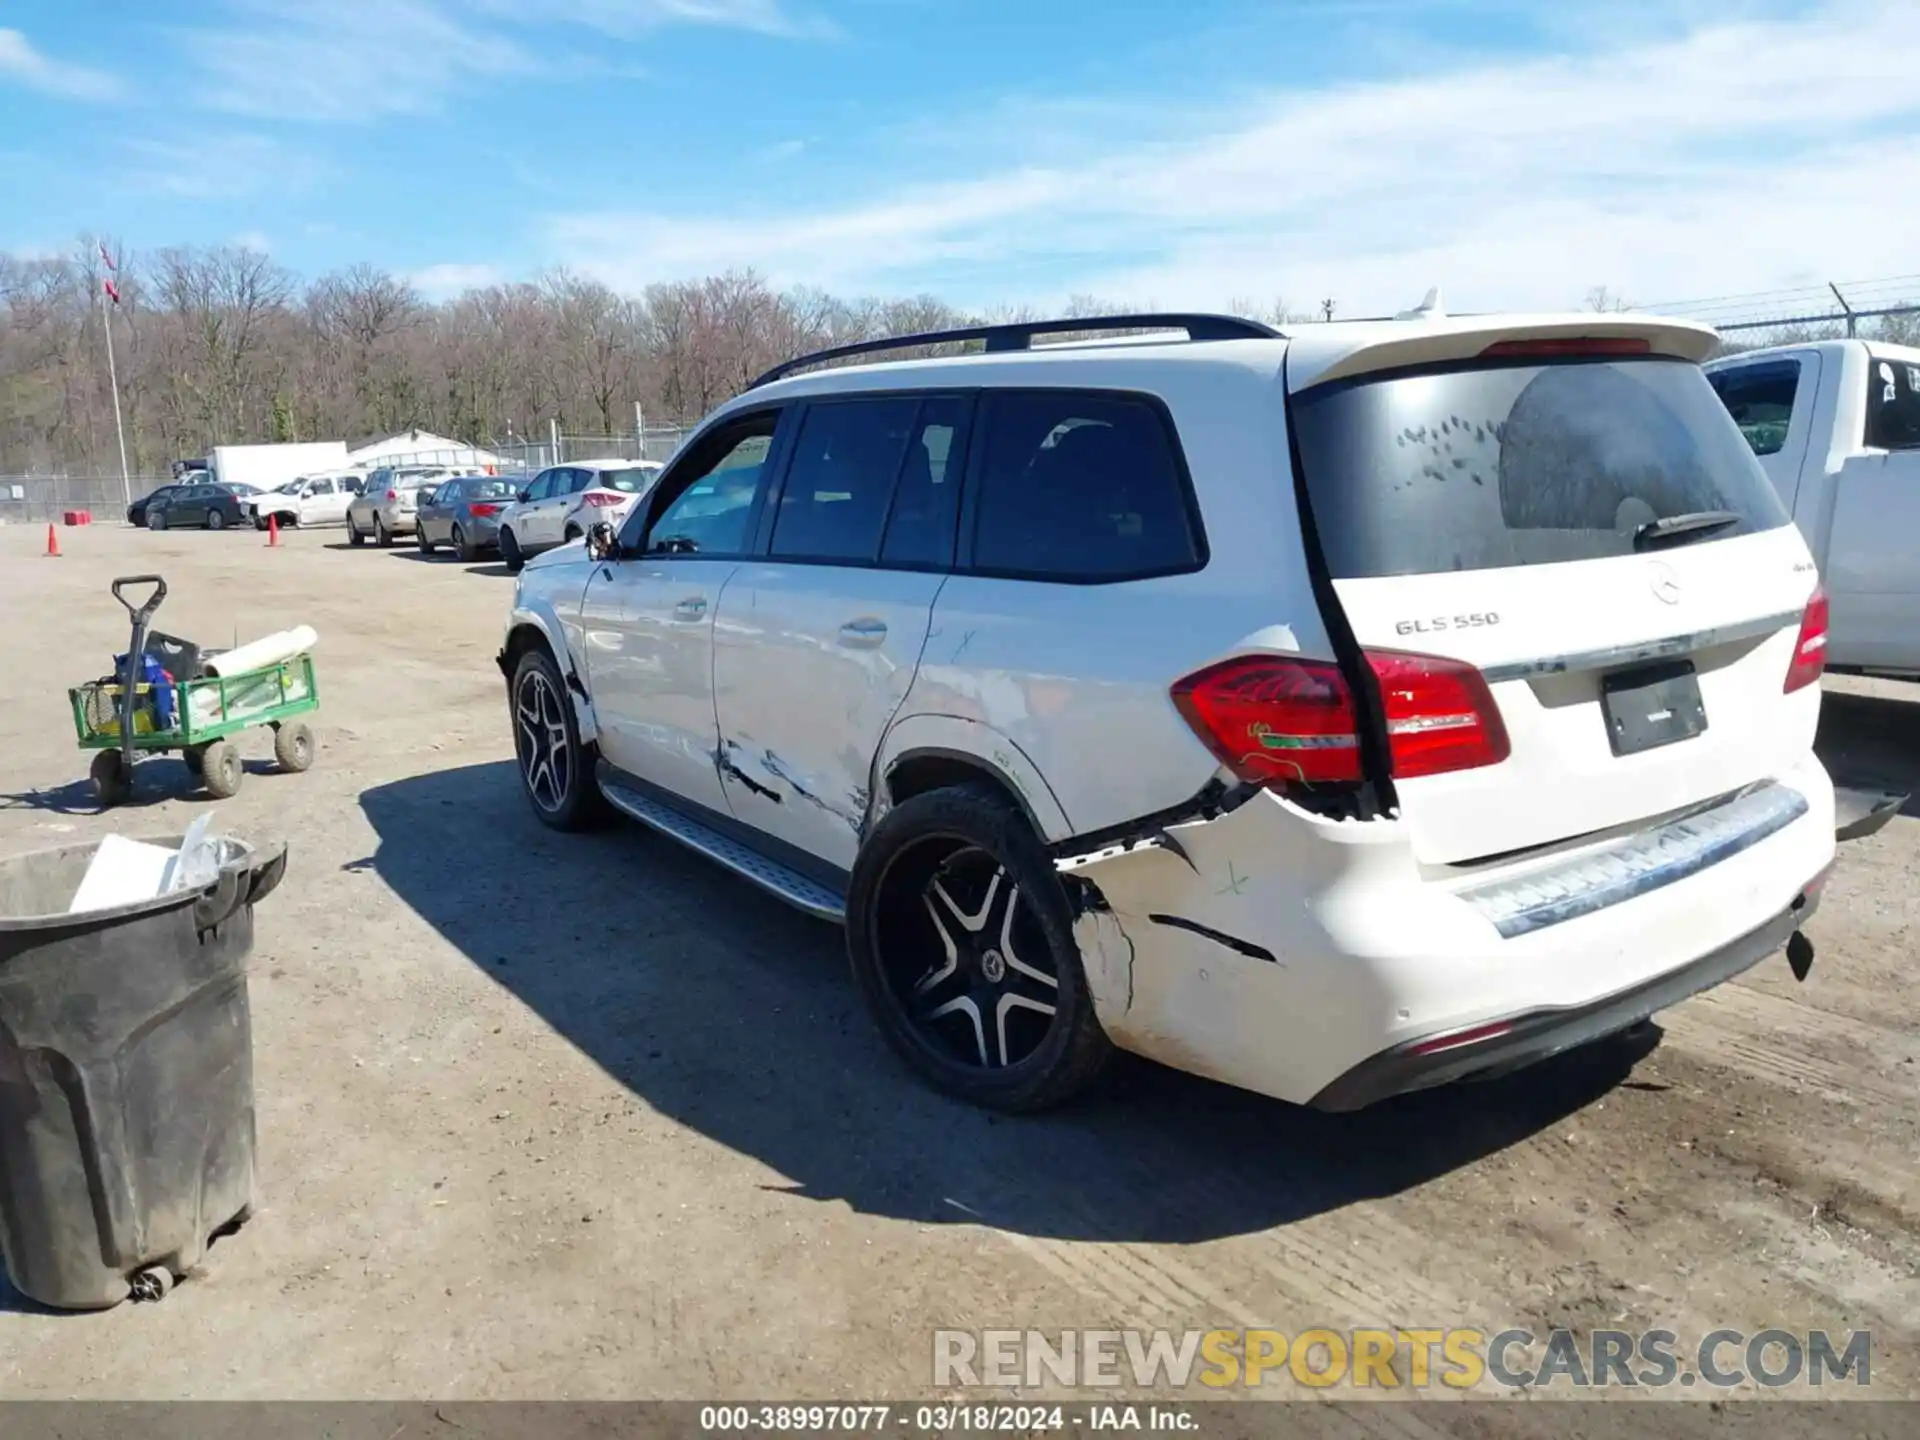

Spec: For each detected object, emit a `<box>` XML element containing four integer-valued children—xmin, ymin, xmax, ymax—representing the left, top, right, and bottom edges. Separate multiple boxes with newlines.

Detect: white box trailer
<box><xmin>208</xmin><ymin>442</ymin><xmax>351</xmax><ymax>492</ymax></box>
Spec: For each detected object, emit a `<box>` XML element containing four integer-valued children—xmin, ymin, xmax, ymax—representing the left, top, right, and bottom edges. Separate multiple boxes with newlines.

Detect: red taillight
<box><xmin>469</xmin><ymin>502</ymin><xmax>501</xmax><ymax>517</ymax></box>
<box><xmin>1784</xmin><ymin>584</ymin><xmax>1828</xmax><ymax>694</ymax></box>
<box><xmin>1170</xmin><ymin>655</ymin><xmax>1363</xmax><ymax>786</ymax></box>
<box><xmin>1169</xmin><ymin>650</ymin><xmax>1509</xmax><ymax>788</ymax></box>
<box><xmin>385</xmin><ymin>489</ymin><xmax>398</xmax><ymax>500</ymax></box>
<box><xmin>582</xmin><ymin>491</ymin><xmax>624</xmax><ymax>507</ymax></box>
<box><xmin>1406</xmin><ymin>1019</ymin><xmax>1514</xmax><ymax>1057</ymax></box>
<box><xmin>1369</xmin><ymin>650</ymin><xmax>1512</xmax><ymax>779</ymax></box>
<box><xmin>1479</xmin><ymin>336</ymin><xmax>1652</xmax><ymax>358</ymax></box>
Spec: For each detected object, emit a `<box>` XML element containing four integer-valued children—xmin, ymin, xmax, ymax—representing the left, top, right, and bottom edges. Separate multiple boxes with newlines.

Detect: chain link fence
<box><xmin>488</xmin><ymin>428</ymin><xmax>692</xmax><ymax>473</ymax></box>
<box><xmin>1651</xmin><ymin>276</ymin><xmax>1920</xmax><ymax>354</ymax></box>
<box><xmin>0</xmin><ymin>475</ymin><xmax>171</xmax><ymax>527</ymax></box>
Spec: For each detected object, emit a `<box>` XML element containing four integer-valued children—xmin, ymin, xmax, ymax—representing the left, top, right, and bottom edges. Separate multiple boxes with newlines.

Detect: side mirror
<box><xmin>517</xmin><ymin>488</ymin><xmax>532</xmax><ymax>504</ymax></box>
<box><xmin>586</xmin><ymin>521</ymin><xmax>620</xmax><ymax>562</ymax></box>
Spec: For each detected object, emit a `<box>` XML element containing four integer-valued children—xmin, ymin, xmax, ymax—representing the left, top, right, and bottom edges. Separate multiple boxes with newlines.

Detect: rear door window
<box><xmin>1707</xmin><ymin>360</ymin><xmax>1802</xmax><ymax>457</ymax></box>
<box><xmin>771</xmin><ymin>397</ymin><xmax>919</xmax><ymax>563</ymax></box>
<box><xmin>880</xmin><ymin>396</ymin><xmax>967</xmax><ymax>569</ymax></box>
<box><xmin>1290</xmin><ymin>357</ymin><xmax>1793</xmax><ymax>579</ymax></box>
<box><xmin>1866</xmin><ymin>355</ymin><xmax>1920</xmax><ymax>451</ymax></box>
<box><xmin>966</xmin><ymin>390</ymin><xmax>1203</xmax><ymax>581</ymax></box>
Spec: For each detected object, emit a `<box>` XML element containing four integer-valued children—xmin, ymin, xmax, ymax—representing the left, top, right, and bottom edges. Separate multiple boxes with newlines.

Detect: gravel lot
<box><xmin>1</xmin><ymin>522</ymin><xmax>1917</xmax><ymax>1410</ymax></box>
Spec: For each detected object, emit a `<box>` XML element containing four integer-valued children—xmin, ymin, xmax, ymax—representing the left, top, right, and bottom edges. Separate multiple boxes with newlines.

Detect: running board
<box><xmin>599</xmin><ymin>778</ymin><xmax>847</xmax><ymax>923</ymax></box>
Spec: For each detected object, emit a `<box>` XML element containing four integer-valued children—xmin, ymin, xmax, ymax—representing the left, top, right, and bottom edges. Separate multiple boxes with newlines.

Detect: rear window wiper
<box><xmin>1633</xmin><ymin>510</ymin><xmax>1742</xmax><ymax>551</ymax></box>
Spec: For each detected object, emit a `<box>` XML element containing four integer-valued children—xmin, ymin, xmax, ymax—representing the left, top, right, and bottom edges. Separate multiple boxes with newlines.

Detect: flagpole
<box><xmin>99</xmin><ymin>246</ymin><xmax>131</xmax><ymax>508</ymax></box>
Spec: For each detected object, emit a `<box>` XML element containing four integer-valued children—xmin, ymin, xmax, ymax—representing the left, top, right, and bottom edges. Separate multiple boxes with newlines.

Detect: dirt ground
<box><xmin>0</xmin><ymin>521</ymin><xmax>1916</xmax><ymax>1410</ymax></box>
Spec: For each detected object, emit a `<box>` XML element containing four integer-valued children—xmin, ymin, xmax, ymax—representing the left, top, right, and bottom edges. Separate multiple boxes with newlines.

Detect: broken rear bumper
<box><xmin>1307</xmin><ymin>888</ymin><xmax>1821</xmax><ymax>1111</ymax></box>
<box><xmin>1062</xmin><ymin>754</ymin><xmax>1837</xmax><ymax>1109</ymax></box>
<box><xmin>1834</xmin><ymin>785</ymin><xmax>1905</xmax><ymax>843</ymax></box>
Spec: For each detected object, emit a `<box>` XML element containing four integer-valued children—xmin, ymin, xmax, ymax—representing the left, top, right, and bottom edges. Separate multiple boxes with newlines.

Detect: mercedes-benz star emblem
<box><xmin>1648</xmin><ymin>562</ymin><xmax>1682</xmax><ymax>605</ymax></box>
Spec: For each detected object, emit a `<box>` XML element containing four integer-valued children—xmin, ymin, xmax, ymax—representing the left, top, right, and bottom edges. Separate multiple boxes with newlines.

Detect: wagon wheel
<box><xmin>90</xmin><ymin>750</ymin><xmax>132</xmax><ymax>807</ymax></box>
<box><xmin>272</xmin><ymin>721</ymin><xmax>315</xmax><ymax>774</ymax></box>
<box><xmin>200</xmin><ymin>740</ymin><xmax>244</xmax><ymax>799</ymax></box>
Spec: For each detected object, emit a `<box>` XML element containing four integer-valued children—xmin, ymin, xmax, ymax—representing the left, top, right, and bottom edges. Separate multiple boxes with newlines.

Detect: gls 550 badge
<box><xmin>1394</xmin><ymin>612</ymin><xmax>1502</xmax><ymax>637</ymax></box>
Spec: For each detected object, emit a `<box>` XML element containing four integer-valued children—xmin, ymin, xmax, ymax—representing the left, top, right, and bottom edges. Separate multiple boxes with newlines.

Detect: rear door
<box><xmin>712</xmin><ymin>394</ymin><xmax>965</xmax><ymax>872</ymax></box>
<box><xmin>1823</xmin><ymin>352</ymin><xmax>1920</xmax><ymax>670</ymax></box>
<box><xmin>1288</xmin><ymin>343</ymin><xmax>1819</xmax><ymax>865</ymax></box>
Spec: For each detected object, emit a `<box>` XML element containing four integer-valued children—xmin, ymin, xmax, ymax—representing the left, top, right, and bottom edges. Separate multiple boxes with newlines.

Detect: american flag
<box><xmin>101</xmin><ymin>242</ymin><xmax>119</xmax><ymax>305</ymax></box>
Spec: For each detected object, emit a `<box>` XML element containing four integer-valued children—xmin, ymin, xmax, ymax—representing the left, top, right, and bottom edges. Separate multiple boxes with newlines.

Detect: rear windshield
<box><xmin>1291</xmin><ymin>357</ymin><xmax>1792</xmax><ymax>578</ymax></box>
<box><xmin>593</xmin><ymin>467</ymin><xmax>656</xmax><ymax>494</ymax></box>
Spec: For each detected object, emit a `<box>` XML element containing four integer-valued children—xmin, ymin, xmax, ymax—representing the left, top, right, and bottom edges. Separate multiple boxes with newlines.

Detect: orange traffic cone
<box><xmin>267</xmin><ymin>513</ymin><xmax>280</xmax><ymax>547</ymax></box>
<box><xmin>44</xmin><ymin>523</ymin><xmax>60</xmax><ymax>557</ymax></box>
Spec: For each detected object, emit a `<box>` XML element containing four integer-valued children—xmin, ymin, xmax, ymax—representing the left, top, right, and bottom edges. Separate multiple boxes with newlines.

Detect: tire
<box><xmin>272</xmin><ymin>720</ymin><xmax>314</xmax><ymax>773</ymax></box>
<box><xmin>564</xmin><ymin>524</ymin><xmax>582</xmax><ymax>544</ymax></box>
<box><xmin>510</xmin><ymin>646</ymin><xmax>607</xmax><ymax>831</ymax></box>
<box><xmin>90</xmin><ymin>750</ymin><xmax>132</xmax><ymax>807</ymax></box>
<box><xmin>500</xmin><ymin>527</ymin><xmax>524</xmax><ymax>574</ymax></box>
<box><xmin>200</xmin><ymin>740</ymin><xmax>244</xmax><ymax>799</ymax></box>
<box><xmin>416</xmin><ymin>525</ymin><xmax>436</xmax><ymax>555</ymax></box>
<box><xmin>845</xmin><ymin>783</ymin><xmax>1114</xmax><ymax>1112</ymax></box>
<box><xmin>253</xmin><ymin>514</ymin><xmax>268</xmax><ymax>531</ymax></box>
<box><xmin>207</xmin><ymin>509</ymin><xmax>226</xmax><ymax>531</ymax></box>
<box><xmin>147</xmin><ymin>510</ymin><xmax>166</xmax><ymax>531</ymax></box>
<box><xmin>453</xmin><ymin>524</ymin><xmax>477</xmax><ymax>563</ymax></box>
<box><xmin>374</xmin><ymin>517</ymin><xmax>392</xmax><ymax>548</ymax></box>
<box><xmin>347</xmin><ymin>519</ymin><xmax>365</xmax><ymax>546</ymax></box>
<box><xmin>183</xmin><ymin>743</ymin><xmax>209</xmax><ymax>777</ymax></box>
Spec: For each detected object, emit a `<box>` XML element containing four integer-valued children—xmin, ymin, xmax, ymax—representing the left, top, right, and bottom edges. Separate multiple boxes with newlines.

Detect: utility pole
<box><xmin>99</xmin><ymin>241</ymin><xmax>132</xmax><ymax>505</ymax></box>
<box><xmin>635</xmin><ymin>400</ymin><xmax>646</xmax><ymax>460</ymax></box>
<box><xmin>1321</xmin><ymin>298</ymin><xmax>1337</xmax><ymax>322</ymax></box>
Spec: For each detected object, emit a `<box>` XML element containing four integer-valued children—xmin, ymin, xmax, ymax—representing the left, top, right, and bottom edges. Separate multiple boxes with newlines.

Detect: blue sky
<box><xmin>4</xmin><ymin>0</ymin><xmax>1919</xmax><ymax>315</ymax></box>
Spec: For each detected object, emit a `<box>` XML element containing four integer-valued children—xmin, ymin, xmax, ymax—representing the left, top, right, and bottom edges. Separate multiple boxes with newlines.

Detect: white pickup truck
<box><xmin>1705</xmin><ymin>337</ymin><xmax>1918</xmax><ymax>839</ymax></box>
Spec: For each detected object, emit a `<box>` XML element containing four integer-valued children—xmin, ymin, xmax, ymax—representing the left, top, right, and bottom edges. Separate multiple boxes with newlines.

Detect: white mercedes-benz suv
<box><xmin>499</xmin><ymin>309</ymin><xmax>1839</xmax><ymax>1112</ymax></box>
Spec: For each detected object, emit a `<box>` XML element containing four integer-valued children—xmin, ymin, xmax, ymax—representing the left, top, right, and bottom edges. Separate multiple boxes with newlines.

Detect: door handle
<box><xmin>839</xmin><ymin>618</ymin><xmax>888</xmax><ymax>647</ymax></box>
<box><xmin>673</xmin><ymin>596</ymin><xmax>708</xmax><ymax>620</ymax></box>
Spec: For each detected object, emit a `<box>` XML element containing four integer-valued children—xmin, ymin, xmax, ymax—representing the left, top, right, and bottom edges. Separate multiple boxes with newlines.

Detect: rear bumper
<box><xmin>1063</xmin><ymin>752</ymin><xmax>1838</xmax><ymax>1108</ymax></box>
<box><xmin>1308</xmin><ymin>889</ymin><xmax>1820</xmax><ymax>1111</ymax></box>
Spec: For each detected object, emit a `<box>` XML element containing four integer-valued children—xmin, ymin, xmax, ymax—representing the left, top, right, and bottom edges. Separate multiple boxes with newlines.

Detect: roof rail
<box><xmin>746</xmin><ymin>312</ymin><xmax>1283</xmax><ymax>391</ymax></box>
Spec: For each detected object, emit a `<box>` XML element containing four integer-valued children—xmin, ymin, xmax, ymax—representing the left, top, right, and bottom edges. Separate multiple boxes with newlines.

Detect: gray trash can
<box><xmin>0</xmin><ymin>833</ymin><xmax>286</xmax><ymax>1310</ymax></box>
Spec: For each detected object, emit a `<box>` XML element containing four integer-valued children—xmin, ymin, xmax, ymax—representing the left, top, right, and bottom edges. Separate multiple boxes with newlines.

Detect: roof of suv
<box><xmin>729</xmin><ymin>310</ymin><xmax>1721</xmax><ymax>419</ymax></box>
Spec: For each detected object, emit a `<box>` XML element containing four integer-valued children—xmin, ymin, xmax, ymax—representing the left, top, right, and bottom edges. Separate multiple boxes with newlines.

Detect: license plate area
<box><xmin>1601</xmin><ymin>659</ymin><xmax>1707</xmax><ymax>757</ymax></box>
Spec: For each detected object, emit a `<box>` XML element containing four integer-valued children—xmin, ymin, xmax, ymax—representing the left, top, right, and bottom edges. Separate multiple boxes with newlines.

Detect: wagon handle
<box><xmin>111</xmin><ymin>574</ymin><xmax>168</xmax><ymax>626</ymax></box>
<box><xmin>111</xmin><ymin>575</ymin><xmax>167</xmax><ymax>774</ymax></box>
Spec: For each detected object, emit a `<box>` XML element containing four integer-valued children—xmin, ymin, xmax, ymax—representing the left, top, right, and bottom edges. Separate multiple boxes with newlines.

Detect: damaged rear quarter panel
<box><xmin>1057</xmin><ymin>791</ymin><xmax>1485</xmax><ymax>1104</ymax></box>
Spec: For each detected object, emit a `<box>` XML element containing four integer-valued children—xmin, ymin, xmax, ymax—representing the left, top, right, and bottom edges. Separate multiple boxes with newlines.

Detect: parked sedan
<box><xmin>128</xmin><ymin>484</ymin><xmax>186</xmax><ymax>527</ymax></box>
<box><xmin>143</xmin><ymin>482</ymin><xmax>252</xmax><ymax>531</ymax></box>
<box><xmin>346</xmin><ymin>465</ymin><xmax>469</xmax><ymax>546</ymax></box>
<box><xmin>415</xmin><ymin>476</ymin><xmax>523</xmax><ymax>561</ymax></box>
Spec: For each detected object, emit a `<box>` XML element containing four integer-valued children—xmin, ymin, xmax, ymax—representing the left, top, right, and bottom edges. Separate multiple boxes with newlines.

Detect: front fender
<box><xmin>502</xmin><ymin>595</ymin><xmax>599</xmax><ymax>746</ymax></box>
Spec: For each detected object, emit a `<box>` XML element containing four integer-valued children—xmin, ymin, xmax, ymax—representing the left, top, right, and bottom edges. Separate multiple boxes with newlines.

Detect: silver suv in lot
<box><xmin>500</xmin><ymin>311</ymin><xmax>1838</xmax><ymax>1113</ymax></box>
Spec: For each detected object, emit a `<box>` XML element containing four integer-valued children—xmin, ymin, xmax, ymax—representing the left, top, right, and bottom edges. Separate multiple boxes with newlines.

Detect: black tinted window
<box><xmin>880</xmin><ymin>397</ymin><xmax>965</xmax><ymax>569</ymax></box>
<box><xmin>1866</xmin><ymin>355</ymin><xmax>1920</xmax><ymax>451</ymax></box>
<box><xmin>1708</xmin><ymin>361</ymin><xmax>1801</xmax><ymax>456</ymax></box>
<box><xmin>772</xmin><ymin>398</ymin><xmax>918</xmax><ymax>562</ymax></box>
<box><xmin>1292</xmin><ymin>358</ymin><xmax>1793</xmax><ymax>579</ymax></box>
<box><xmin>970</xmin><ymin>392</ymin><xmax>1200</xmax><ymax>581</ymax></box>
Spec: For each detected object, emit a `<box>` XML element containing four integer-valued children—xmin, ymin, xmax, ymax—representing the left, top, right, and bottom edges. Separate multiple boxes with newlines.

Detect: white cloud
<box><xmin>234</xmin><ymin>231</ymin><xmax>273</xmax><ymax>253</ymax></box>
<box><xmin>185</xmin><ymin>0</ymin><xmax>820</xmax><ymax>121</ymax></box>
<box><xmin>121</xmin><ymin>134</ymin><xmax>325</xmax><ymax>199</ymax></box>
<box><xmin>547</xmin><ymin>0</ymin><xmax>1920</xmax><ymax>314</ymax></box>
<box><xmin>409</xmin><ymin>262</ymin><xmax>505</xmax><ymax>298</ymax></box>
<box><xmin>0</xmin><ymin>28</ymin><xmax>123</xmax><ymax>101</ymax></box>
